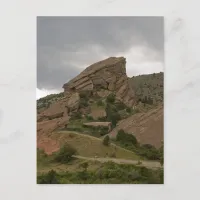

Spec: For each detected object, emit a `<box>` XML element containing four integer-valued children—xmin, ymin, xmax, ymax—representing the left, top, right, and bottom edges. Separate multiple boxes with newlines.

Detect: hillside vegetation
<box><xmin>37</xmin><ymin>149</ymin><xmax>163</xmax><ymax>184</ymax></box>
<box><xmin>130</xmin><ymin>72</ymin><xmax>163</xmax><ymax>105</ymax></box>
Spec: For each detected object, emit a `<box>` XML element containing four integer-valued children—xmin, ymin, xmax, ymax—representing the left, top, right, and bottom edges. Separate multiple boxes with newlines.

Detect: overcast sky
<box><xmin>37</xmin><ymin>17</ymin><xmax>164</xmax><ymax>99</ymax></box>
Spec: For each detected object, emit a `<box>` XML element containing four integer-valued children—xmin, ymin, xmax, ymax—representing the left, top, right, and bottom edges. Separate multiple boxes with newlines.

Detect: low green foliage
<box><xmin>106</xmin><ymin>93</ymin><xmax>115</xmax><ymax>103</ymax></box>
<box><xmin>103</xmin><ymin>135</ymin><xmax>110</xmax><ymax>146</ymax></box>
<box><xmin>37</xmin><ymin>162</ymin><xmax>163</xmax><ymax>184</ymax></box>
<box><xmin>136</xmin><ymin>144</ymin><xmax>161</xmax><ymax>160</ymax></box>
<box><xmin>37</xmin><ymin>170</ymin><xmax>60</xmax><ymax>184</ymax></box>
<box><xmin>114</xmin><ymin>101</ymin><xmax>127</xmax><ymax>110</ymax></box>
<box><xmin>85</xmin><ymin>115</ymin><xmax>94</xmax><ymax>121</ymax></box>
<box><xmin>53</xmin><ymin>144</ymin><xmax>77</xmax><ymax>164</ymax></box>
<box><xmin>97</xmin><ymin>100</ymin><xmax>104</xmax><ymax>106</ymax></box>
<box><xmin>79</xmin><ymin>162</ymin><xmax>89</xmax><ymax>171</ymax></box>
<box><xmin>106</xmin><ymin>103</ymin><xmax>121</xmax><ymax>127</ymax></box>
<box><xmin>116</xmin><ymin>129</ymin><xmax>138</xmax><ymax>146</ymax></box>
<box><xmin>79</xmin><ymin>98</ymin><xmax>89</xmax><ymax>108</ymax></box>
<box><xmin>126</xmin><ymin>107</ymin><xmax>132</xmax><ymax>113</ymax></box>
<box><xmin>114</xmin><ymin>130</ymin><xmax>163</xmax><ymax>161</ymax></box>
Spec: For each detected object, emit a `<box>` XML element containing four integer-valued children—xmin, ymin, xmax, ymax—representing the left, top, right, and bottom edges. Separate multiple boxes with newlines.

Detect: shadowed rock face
<box><xmin>63</xmin><ymin>57</ymin><xmax>135</xmax><ymax>107</ymax></box>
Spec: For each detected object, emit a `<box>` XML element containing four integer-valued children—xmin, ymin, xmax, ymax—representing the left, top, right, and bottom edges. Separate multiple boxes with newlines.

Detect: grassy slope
<box><xmin>50</xmin><ymin>131</ymin><xmax>140</xmax><ymax>160</ymax></box>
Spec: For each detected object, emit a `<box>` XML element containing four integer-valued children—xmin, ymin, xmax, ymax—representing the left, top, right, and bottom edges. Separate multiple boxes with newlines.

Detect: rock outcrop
<box><xmin>37</xmin><ymin>56</ymin><xmax>136</xmax><ymax>154</ymax></box>
<box><xmin>63</xmin><ymin>57</ymin><xmax>135</xmax><ymax>107</ymax></box>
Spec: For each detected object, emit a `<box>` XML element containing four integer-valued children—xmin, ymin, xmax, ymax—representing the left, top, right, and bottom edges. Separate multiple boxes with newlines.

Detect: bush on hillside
<box><xmin>116</xmin><ymin>129</ymin><xmax>138</xmax><ymax>146</ymax></box>
<box><xmin>115</xmin><ymin>101</ymin><xmax>127</xmax><ymax>110</ymax></box>
<box><xmin>97</xmin><ymin>100</ymin><xmax>104</xmax><ymax>106</ymax></box>
<box><xmin>37</xmin><ymin>162</ymin><xmax>164</xmax><ymax>184</ymax></box>
<box><xmin>103</xmin><ymin>135</ymin><xmax>110</xmax><ymax>146</ymax></box>
<box><xmin>79</xmin><ymin>162</ymin><xmax>89</xmax><ymax>171</ymax></box>
<box><xmin>106</xmin><ymin>93</ymin><xmax>115</xmax><ymax>103</ymax></box>
<box><xmin>79</xmin><ymin>98</ymin><xmax>89</xmax><ymax>108</ymax></box>
<box><xmin>85</xmin><ymin>115</ymin><xmax>94</xmax><ymax>121</ymax></box>
<box><xmin>54</xmin><ymin>144</ymin><xmax>77</xmax><ymax>164</ymax></box>
<box><xmin>106</xmin><ymin>104</ymin><xmax>121</xmax><ymax>127</ymax></box>
<box><xmin>136</xmin><ymin>144</ymin><xmax>161</xmax><ymax>160</ymax></box>
<box><xmin>126</xmin><ymin>107</ymin><xmax>132</xmax><ymax>113</ymax></box>
<box><xmin>37</xmin><ymin>170</ymin><xmax>60</xmax><ymax>184</ymax></box>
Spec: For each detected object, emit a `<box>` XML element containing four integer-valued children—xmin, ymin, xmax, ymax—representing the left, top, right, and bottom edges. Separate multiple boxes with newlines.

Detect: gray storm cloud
<box><xmin>37</xmin><ymin>17</ymin><xmax>164</xmax><ymax>90</ymax></box>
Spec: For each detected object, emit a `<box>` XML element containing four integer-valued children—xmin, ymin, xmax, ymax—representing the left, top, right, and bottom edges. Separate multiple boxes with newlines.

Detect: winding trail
<box><xmin>74</xmin><ymin>155</ymin><xmax>162</xmax><ymax>169</ymax></box>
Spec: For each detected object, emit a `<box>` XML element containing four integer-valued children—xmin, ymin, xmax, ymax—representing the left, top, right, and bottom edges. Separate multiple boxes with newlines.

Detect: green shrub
<box><xmin>97</xmin><ymin>100</ymin><xmax>104</xmax><ymax>106</ymax></box>
<box><xmin>116</xmin><ymin>129</ymin><xmax>138</xmax><ymax>146</ymax></box>
<box><xmin>115</xmin><ymin>101</ymin><xmax>127</xmax><ymax>110</ymax></box>
<box><xmin>106</xmin><ymin>104</ymin><xmax>121</xmax><ymax>127</ymax></box>
<box><xmin>37</xmin><ymin>162</ymin><xmax>163</xmax><ymax>184</ymax></box>
<box><xmin>103</xmin><ymin>135</ymin><xmax>110</xmax><ymax>146</ymax></box>
<box><xmin>79</xmin><ymin>162</ymin><xmax>89</xmax><ymax>171</ymax></box>
<box><xmin>54</xmin><ymin>144</ymin><xmax>77</xmax><ymax>164</ymax></box>
<box><xmin>106</xmin><ymin>93</ymin><xmax>115</xmax><ymax>103</ymax></box>
<box><xmin>37</xmin><ymin>170</ymin><xmax>60</xmax><ymax>184</ymax></box>
<box><xmin>126</xmin><ymin>107</ymin><xmax>132</xmax><ymax>113</ymax></box>
<box><xmin>136</xmin><ymin>144</ymin><xmax>161</xmax><ymax>160</ymax></box>
<box><xmin>79</xmin><ymin>98</ymin><xmax>89</xmax><ymax>108</ymax></box>
<box><xmin>77</xmin><ymin>171</ymin><xmax>89</xmax><ymax>181</ymax></box>
<box><xmin>86</xmin><ymin>115</ymin><xmax>94</xmax><ymax>121</ymax></box>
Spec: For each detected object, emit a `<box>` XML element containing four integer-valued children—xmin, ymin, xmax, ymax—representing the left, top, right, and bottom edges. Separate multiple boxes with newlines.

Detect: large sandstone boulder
<box><xmin>63</xmin><ymin>57</ymin><xmax>135</xmax><ymax>108</ymax></box>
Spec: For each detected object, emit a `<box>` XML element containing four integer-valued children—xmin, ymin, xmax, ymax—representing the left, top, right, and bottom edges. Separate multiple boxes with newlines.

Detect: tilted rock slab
<box><xmin>63</xmin><ymin>57</ymin><xmax>135</xmax><ymax>107</ymax></box>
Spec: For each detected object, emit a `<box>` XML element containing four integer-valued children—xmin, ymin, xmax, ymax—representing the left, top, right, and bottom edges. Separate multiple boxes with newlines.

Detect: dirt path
<box><xmin>74</xmin><ymin>155</ymin><xmax>162</xmax><ymax>169</ymax></box>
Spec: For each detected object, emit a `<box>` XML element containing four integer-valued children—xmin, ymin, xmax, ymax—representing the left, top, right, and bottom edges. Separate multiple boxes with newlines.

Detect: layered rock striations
<box><xmin>63</xmin><ymin>57</ymin><xmax>135</xmax><ymax>107</ymax></box>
